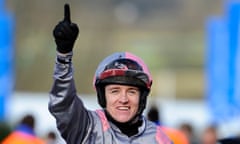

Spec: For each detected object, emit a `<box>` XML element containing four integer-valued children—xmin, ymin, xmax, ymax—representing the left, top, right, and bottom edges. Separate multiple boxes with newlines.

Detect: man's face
<box><xmin>105</xmin><ymin>84</ymin><xmax>140</xmax><ymax>123</ymax></box>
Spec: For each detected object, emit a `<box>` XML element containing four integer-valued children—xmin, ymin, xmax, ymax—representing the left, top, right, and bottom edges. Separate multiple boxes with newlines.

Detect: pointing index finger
<box><xmin>64</xmin><ymin>3</ymin><xmax>71</xmax><ymax>23</ymax></box>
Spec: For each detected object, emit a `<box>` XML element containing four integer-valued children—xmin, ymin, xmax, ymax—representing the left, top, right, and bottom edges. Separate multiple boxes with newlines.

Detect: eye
<box><xmin>111</xmin><ymin>89</ymin><xmax>119</xmax><ymax>94</ymax></box>
<box><xmin>127</xmin><ymin>89</ymin><xmax>139</xmax><ymax>96</ymax></box>
<box><xmin>107</xmin><ymin>88</ymin><xmax>120</xmax><ymax>95</ymax></box>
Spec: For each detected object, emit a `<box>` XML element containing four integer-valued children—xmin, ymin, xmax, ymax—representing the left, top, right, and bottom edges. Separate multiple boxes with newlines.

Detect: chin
<box><xmin>115</xmin><ymin>117</ymin><xmax>131</xmax><ymax>123</ymax></box>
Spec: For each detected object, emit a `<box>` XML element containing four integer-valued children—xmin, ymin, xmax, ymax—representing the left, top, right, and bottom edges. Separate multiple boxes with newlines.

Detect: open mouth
<box><xmin>117</xmin><ymin>106</ymin><xmax>130</xmax><ymax>111</ymax></box>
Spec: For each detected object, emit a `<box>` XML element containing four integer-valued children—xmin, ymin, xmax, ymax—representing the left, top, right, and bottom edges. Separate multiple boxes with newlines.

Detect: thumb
<box><xmin>63</xmin><ymin>3</ymin><xmax>71</xmax><ymax>23</ymax></box>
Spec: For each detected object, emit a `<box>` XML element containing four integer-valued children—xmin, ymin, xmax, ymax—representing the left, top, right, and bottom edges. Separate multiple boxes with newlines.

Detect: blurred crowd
<box><xmin>1</xmin><ymin>108</ymin><xmax>240</xmax><ymax>144</ymax></box>
<box><xmin>146</xmin><ymin>105</ymin><xmax>240</xmax><ymax>144</ymax></box>
<box><xmin>0</xmin><ymin>114</ymin><xmax>58</xmax><ymax>144</ymax></box>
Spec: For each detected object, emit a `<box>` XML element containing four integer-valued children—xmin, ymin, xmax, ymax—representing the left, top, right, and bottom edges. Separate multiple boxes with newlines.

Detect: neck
<box><xmin>104</xmin><ymin>110</ymin><xmax>142</xmax><ymax>137</ymax></box>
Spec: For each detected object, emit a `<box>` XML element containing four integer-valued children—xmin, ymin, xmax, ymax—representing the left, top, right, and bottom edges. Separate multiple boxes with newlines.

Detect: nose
<box><xmin>119</xmin><ymin>91</ymin><xmax>128</xmax><ymax>103</ymax></box>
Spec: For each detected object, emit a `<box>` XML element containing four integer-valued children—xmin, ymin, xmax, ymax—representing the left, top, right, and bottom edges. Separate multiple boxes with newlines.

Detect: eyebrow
<box><xmin>106</xmin><ymin>86</ymin><xmax>139</xmax><ymax>91</ymax></box>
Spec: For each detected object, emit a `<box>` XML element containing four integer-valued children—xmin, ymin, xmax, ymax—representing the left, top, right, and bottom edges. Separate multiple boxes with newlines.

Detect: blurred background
<box><xmin>1</xmin><ymin>0</ymin><xmax>240</xmax><ymax>143</ymax></box>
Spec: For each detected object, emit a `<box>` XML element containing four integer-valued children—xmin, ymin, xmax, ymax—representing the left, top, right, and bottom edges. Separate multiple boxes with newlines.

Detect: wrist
<box><xmin>56</xmin><ymin>52</ymin><xmax>73</xmax><ymax>64</ymax></box>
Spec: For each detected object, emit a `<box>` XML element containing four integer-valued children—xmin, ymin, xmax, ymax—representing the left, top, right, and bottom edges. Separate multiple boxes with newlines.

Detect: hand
<box><xmin>53</xmin><ymin>3</ymin><xmax>79</xmax><ymax>53</ymax></box>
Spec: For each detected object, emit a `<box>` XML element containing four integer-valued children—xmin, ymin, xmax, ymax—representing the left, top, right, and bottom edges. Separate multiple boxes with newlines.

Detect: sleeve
<box><xmin>48</xmin><ymin>52</ymin><xmax>90</xmax><ymax>143</ymax></box>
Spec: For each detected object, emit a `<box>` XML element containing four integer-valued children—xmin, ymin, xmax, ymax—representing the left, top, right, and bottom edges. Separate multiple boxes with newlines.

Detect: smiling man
<box><xmin>105</xmin><ymin>84</ymin><xmax>139</xmax><ymax>121</ymax></box>
<box><xmin>48</xmin><ymin>3</ymin><xmax>172</xmax><ymax>144</ymax></box>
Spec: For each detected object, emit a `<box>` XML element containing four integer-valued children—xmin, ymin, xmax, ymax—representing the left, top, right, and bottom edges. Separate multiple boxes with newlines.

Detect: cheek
<box><xmin>105</xmin><ymin>94</ymin><xmax>116</xmax><ymax>106</ymax></box>
<box><xmin>130</xmin><ymin>96</ymin><xmax>140</xmax><ymax>106</ymax></box>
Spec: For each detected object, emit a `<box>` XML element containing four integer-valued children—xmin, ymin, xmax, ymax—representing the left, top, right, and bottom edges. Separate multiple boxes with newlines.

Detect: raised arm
<box><xmin>49</xmin><ymin>4</ymin><xmax>90</xmax><ymax>143</ymax></box>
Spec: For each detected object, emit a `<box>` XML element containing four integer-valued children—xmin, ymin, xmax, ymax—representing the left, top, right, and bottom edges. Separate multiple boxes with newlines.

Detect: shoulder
<box><xmin>91</xmin><ymin>109</ymin><xmax>110</xmax><ymax>132</ymax></box>
<box><xmin>142</xmin><ymin>119</ymin><xmax>172</xmax><ymax>144</ymax></box>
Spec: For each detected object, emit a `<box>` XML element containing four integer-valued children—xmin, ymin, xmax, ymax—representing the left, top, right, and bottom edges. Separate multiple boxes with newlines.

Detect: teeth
<box><xmin>118</xmin><ymin>107</ymin><xmax>129</xmax><ymax>110</ymax></box>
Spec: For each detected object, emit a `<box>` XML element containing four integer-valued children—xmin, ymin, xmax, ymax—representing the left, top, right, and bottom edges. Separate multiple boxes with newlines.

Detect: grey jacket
<box><xmin>49</xmin><ymin>53</ymin><xmax>172</xmax><ymax>144</ymax></box>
